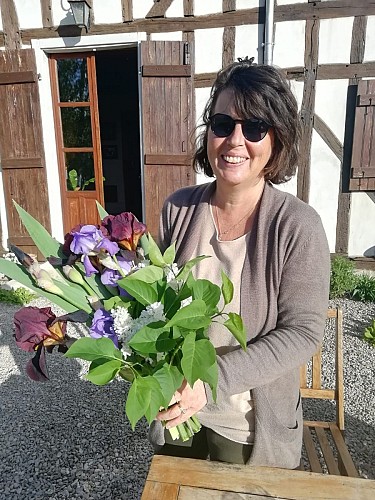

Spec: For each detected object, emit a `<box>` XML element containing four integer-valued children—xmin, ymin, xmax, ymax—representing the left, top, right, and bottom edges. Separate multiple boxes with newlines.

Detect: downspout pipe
<box><xmin>264</xmin><ymin>0</ymin><xmax>275</xmax><ymax>65</ymax></box>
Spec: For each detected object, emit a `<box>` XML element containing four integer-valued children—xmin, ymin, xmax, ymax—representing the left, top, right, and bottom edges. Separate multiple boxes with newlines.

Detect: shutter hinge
<box><xmin>183</xmin><ymin>43</ymin><xmax>190</xmax><ymax>65</ymax></box>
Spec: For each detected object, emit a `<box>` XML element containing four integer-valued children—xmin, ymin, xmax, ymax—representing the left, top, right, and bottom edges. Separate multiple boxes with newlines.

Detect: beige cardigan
<box><xmin>153</xmin><ymin>181</ymin><xmax>330</xmax><ymax>469</ymax></box>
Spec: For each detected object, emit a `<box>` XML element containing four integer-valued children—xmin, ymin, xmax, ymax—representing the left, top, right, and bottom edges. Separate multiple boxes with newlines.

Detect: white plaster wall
<box><xmin>14</xmin><ymin>0</ymin><xmax>43</xmax><ymax>29</ymax></box>
<box><xmin>319</xmin><ymin>17</ymin><xmax>353</xmax><ymax>64</ymax></box>
<box><xmin>166</xmin><ymin>0</ymin><xmax>184</xmax><ymax>17</ymax></box>
<box><xmin>309</xmin><ymin>132</ymin><xmax>341</xmax><ymax>252</ymax></box>
<box><xmin>133</xmin><ymin>0</ymin><xmax>155</xmax><ymax>19</ymax></box>
<box><xmin>195</xmin><ymin>0</ymin><xmax>222</xmax><ymax>16</ymax></box>
<box><xmin>51</xmin><ymin>0</ymin><xmax>75</xmax><ymax>26</ymax></box>
<box><xmin>273</xmin><ymin>21</ymin><xmax>305</xmax><ymax>68</ymax></box>
<box><xmin>315</xmin><ymin>79</ymin><xmax>349</xmax><ymax>144</ymax></box>
<box><xmin>195</xmin><ymin>27</ymin><xmax>224</xmax><ymax>74</ymax></box>
<box><xmin>237</xmin><ymin>0</ymin><xmax>265</xmax><ymax>8</ymax></box>
<box><xmin>92</xmin><ymin>0</ymin><xmax>123</xmax><ymax>24</ymax></box>
<box><xmin>348</xmin><ymin>194</ymin><xmax>375</xmax><ymax>257</ymax></box>
<box><xmin>364</xmin><ymin>16</ymin><xmax>375</xmax><ymax>63</ymax></box>
<box><xmin>0</xmin><ymin>9</ymin><xmax>2</xmax><ymax>30</ymax></box>
<box><xmin>235</xmin><ymin>24</ymin><xmax>263</xmax><ymax>64</ymax></box>
<box><xmin>0</xmin><ymin>169</ymin><xmax>8</xmax><ymax>250</ymax></box>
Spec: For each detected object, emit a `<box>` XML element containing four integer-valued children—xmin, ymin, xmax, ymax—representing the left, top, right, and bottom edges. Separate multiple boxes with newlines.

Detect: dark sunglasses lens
<box><xmin>210</xmin><ymin>115</ymin><xmax>235</xmax><ymax>137</ymax></box>
<box><xmin>243</xmin><ymin>121</ymin><xmax>269</xmax><ymax>142</ymax></box>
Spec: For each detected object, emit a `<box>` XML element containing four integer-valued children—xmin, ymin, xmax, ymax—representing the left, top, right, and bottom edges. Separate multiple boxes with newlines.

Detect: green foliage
<box><xmin>329</xmin><ymin>256</ymin><xmax>357</xmax><ymax>299</ymax></box>
<box><xmin>0</xmin><ymin>287</ymin><xmax>36</xmax><ymax>305</ymax></box>
<box><xmin>351</xmin><ymin>274</ymin><xmax>375</xmax><ymax>302</ymax></box>
<box><xmin>363</xmin><ymin>319</ymin><xmax>375</xmax><ymax>347</ymax></box>
<box><xmin>65</xmin><ymin>238</ymin><xmax>248</xmax><ymax>430</ymax></box>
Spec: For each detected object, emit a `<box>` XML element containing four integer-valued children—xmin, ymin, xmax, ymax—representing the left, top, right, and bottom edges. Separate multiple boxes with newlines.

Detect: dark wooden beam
<box><xmin>40</xmin><ymin>0</ymin><xmax>53</xmax><ymax>28</ymax></box>
<box><xmin>121</xmin><ymin>0</ymin><xmax>133</xmax><ymax>22</ymax></box>
<box><xmin>183</xmin><ymin>0</ymin><xmax>194</xmax><ymax>16</ymax></box>
<box><xmin>275</xmin><ymin>0</ymin><xmax>375</xmax><ymax>22</ymax></box>
<box><xmin>222</xmin><ymin>1</ymin><xmax>236</xmax><ymax>68</ymax></box>
<box><xmin>0</xmin><ymin>0</ymin><xmax>21</xmax><ymax>49</ymax></box>
<box><xmin>297</xmin><ymin>19</ymin><xmax>320</xmax><ymax>203</ymax></box>
<box><xmin>223</xmin><ymin>0</ymin><xmax>236</xmax><ymax>13</ymax></box>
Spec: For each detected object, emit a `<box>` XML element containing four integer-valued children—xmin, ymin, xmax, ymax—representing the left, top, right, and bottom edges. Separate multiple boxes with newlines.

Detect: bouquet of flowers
<box><xmin>0</xmin><ymin>202</ymin><xmax>246</xmax><ymax>442</ymax></box>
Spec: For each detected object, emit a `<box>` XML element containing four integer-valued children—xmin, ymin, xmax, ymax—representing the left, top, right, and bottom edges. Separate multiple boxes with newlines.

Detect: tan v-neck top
<box><xmin>192</xmin><ymin>203</ymin><xmax>255</xmax><ymax>444</ymax></box>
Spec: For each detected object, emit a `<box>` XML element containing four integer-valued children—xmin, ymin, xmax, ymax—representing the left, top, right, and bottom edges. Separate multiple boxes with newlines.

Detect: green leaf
<box><xmin>140</xmin><ymin>234</ymin><xmax>150</xmax><ymax>255</ymax></box>
<box><xmin>0</xmin><ymin>259</ymin><xmax>77</xmax><ymax>313</ymax></box>
<box><xmin>103</xmin><ymin>296</ymin><xmax>126</xmax><ymax>311</ymax></box>
<box><xmin>76</xmin><ymin>263</ymin><xmax>113</xmax><ymax>300</ymax></box>
<box><xmin>86</xmin><ymin>358</ymin><xmax>122</xmax><ymax>385</ymax></box>
<box><xmin>128</xmin><ymin>322</ymin><xmax>170</xmax><ymax>354</ymax></box>
<box><xmin>224</xmin><ymin>313</ymin><xmax>247</xmax><ymax>350</ymax></box>
<box><xmin>221</xmin><ymin>270</ymin><xmax>234</xmax><ymax>306</ymax></box>
<box><xmin>147</xmin><ymin>233</ymin><xmax>166</xmax><ymax>267</ymax></box>
<box><xmin>176</xmin><ymin>255</ymin><xmax>210</xmax><ymax>282</ymax></box>
<box><xmin>96</xmin><ymin>201</ymin><xmax>109</xmax><ymax>220</ymax></box>
<box><xmin>163</xmin><ymin>242</ymin><xmax>176</xmax><ymax>265</ymax></box>
<box><xmin>65</xmin><ymin>337</ymin><xmax>123</xmax><ymax>362</ymax></box>
<box><xmin>166</xmin><ymin>299</ymin><xmax>211</xmax><ymax>330</ymax></box>
<box><xmin>192</xmin><ymin>279</ymin><xmax>221</xmax><ymax>314</ymax></box>
<box><xmin>117</xmin><ymin>278</ymin><xmax>158</xmax><ymax>306</ymax></box>
<box><xmin>153</xmin><ymin>364</ymin><xmax>183</xmax><ymax>408</ymax></box>
<box><xmin>125</xmin><ymin>265</ymin><xmax>164</xmax><ymax>283</ymax></box>
<box><xmin>181</xmin><ymin>332</ymin><xmax>218</xmax><ymax>392</ymax></box>
<box><xmin>50</xmin><ymin>278</ymin><xmax>93</xmax><ymax>313</ymax></box>
<box><xmin>126</xmin><ymin>376</ymin><xmax>163</xmax><ymax>429</ymax></box>
<box><xmin>13</xmin><ymin>201</ymin><xmax>62</xmax><ymax>259</ymax></box>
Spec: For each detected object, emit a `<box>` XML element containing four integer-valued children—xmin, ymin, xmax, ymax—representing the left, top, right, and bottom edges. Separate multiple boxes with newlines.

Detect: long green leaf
<box><xmin>153</xmin><ymin>364</ymin><xmax>183</xmax><ymax>408</ymax></box>
<box><xmin>163</xmin><ymin>242</ymin><xmax>176</xmax><ymax>265</ymax></box>
<box><xmin>0</xmin><ymin>259</ymin><xmax>77</xmax><ymax>313</ymax></box>
<box><xmin>221</xmin><ymin>270</ymin><xmax>234</xmax><ymax>306</ymax></box>
<box><xmin>192</xmin><ymin>279</ymin><xmax>221</xmax><ymax>314</ymax></box>
<box><xmin>128</xmin><ymin>322</ymin><xmax>171</xmax><ymax>354</ymax></box>
<box><xmin>147</xmin><ymin>233</ymin><xmax>165</xmax><ymax>267</ymax></box>
<box><xmin>126</xmin><ymin>376</ymin><xmax>163</xmax><ymax>429</ymax></box>
<box><xmin>117</xmin><ymin>278</ymin><xmax>158</xmax><ymax>306</ymax></box>
<box><xmin>13</xmin><ymin>201</ymin><xmax>62</xmax><ymax>258</ymax></box>
<box><xmin>125</xmin><ymin>265</ymin><xmax>164</xmax><ymax>283</ymax></box>
<box><xmin>165</xmin><ymin>299</ymin><xmax>211</xmax><ymax>330</ymax></box>
<box><xmin>65</xmin><ymin>337</ymin><xmax>123</xmax><ymax>361</ymax></box>
<box><xmin>181</xmin><ymin>332</ymin><xmax>217</xmax><ymax>392</ymax></box>
<box><xmin>50</xmin><ymin>279</ymin><xmax>92</xmax><ymax>313</ymax></box>
<box><xmin>224</xmin><ymin>313</ymin><xmax>247</xmax><ymax>350</ymax></box>
<box><xmin>86</xmin><ymin>358</ymin><xmax>122</xmax><ymax>385</ymax></box>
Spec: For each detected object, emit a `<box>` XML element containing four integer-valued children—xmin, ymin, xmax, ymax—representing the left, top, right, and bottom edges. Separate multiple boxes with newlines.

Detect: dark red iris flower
<box><xmin>100</xmin><ymin>212</ymin><xmax>146</xmax><ymax>252</ymax></box>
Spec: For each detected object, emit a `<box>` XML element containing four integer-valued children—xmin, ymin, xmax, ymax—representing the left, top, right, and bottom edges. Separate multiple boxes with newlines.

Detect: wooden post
<box><xmin>0</xmin><ymin>0</ymin><xmax>21</xmax><ymax>50</ymax></box>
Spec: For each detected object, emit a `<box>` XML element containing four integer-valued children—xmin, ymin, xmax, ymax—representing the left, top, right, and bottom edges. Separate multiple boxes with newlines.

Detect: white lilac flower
<box><xmin>140</xmin><ymin>302</ymin><xmax>166</xmax><ymax>323</ymax></box>
<box><xmin>111</xmin><ymin>306</ymin><xmax>133</xmax><ymax>337</ymax></box>
<box><xmin>121</xmin><ymin>345</ymin><xmax>132</xmax><ymax>360</ymax></box>
<box><xmin>131</xmin><ymin>259</ymin><xmax>150</xmax><ymax>272</ymax></box>
<box><xmin>111</xmin><ymin>302</ymin><xmax>166</xmax><ymax>343</ymax></box>
<box><xmin>165</xmin><ymin>263</ymin><xmax>181</xmax><ymax>292</ymax></box>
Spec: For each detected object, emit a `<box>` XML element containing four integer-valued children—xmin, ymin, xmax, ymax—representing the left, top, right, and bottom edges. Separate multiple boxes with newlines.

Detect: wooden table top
<box><xmin>141</xmin><ymin>455</ymin><xmax>375</xmax><ymax>500</ymax></box>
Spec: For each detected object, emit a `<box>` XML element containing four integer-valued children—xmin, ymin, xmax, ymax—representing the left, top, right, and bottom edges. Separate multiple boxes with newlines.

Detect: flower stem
<box><xmin>113</xmin><ymin>255</ymin><xmax>127</xmax><ymax>278</ymax></box>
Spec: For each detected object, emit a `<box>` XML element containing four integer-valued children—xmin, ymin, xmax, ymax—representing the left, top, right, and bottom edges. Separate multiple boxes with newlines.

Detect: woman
<box><xmin>151</xmin><ymin>58</ymin><xmax>330</xmax><ymax>469</ymax></box>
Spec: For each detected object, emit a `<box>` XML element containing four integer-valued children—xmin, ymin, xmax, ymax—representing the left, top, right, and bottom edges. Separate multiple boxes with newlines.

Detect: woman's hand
<box><xmin>156</xmin><ymin>379</ymin><xmax>207</xmax><ymax>429</ymax></box>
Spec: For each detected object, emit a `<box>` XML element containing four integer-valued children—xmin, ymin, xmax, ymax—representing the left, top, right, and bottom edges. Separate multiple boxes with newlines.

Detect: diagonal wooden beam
<box><xmin>313</xmin><ymin>114</ymin><xmax>343</xmax><ymax>162</ymax></box>
<box><xmin>146</xmin><ymin>0</ymin><xmax>175</xmax><ymax>19</ymax></box>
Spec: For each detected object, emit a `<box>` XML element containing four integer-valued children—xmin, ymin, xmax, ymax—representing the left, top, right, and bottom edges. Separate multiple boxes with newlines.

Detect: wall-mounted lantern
<box><xmin>67</xmin><ymin>1</ymin><xmax>91</xmax><ymax>32</ymax></box>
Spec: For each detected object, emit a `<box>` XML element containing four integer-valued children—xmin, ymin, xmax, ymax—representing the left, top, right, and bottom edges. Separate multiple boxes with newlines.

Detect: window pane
<box><xmin>57</xmin><ymin>58</ymin><xmax>89</xmax><ymax>102</ymax></box>
<box><xmin>61</xmin><ymin>107</ymin><xmax>92</xmax><ymax>147</ymax></box>
<box><xmin>65</xmin><ymin>152</ymin><xmax>95</xmax><ymax>191</ymax></box>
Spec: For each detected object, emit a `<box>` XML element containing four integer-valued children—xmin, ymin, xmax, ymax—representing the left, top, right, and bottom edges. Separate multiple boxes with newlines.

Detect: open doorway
<box><xmin>95</xmin><ymin>47</ymin><xmax>143</xmax><ymax>220</ymax></box>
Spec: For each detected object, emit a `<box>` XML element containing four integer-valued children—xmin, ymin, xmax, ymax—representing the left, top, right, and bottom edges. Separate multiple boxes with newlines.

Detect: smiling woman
<box><xmin>152</xmin><ymin>59</ymin><xmax>331</xmax><ymax>469</ymax></box>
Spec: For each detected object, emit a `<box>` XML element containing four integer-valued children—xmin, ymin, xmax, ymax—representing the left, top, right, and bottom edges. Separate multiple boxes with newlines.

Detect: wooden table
<box><xmin>141</xmin><ymin>455</ymin><xmax>375</xmax><ymax>500</ymax></box>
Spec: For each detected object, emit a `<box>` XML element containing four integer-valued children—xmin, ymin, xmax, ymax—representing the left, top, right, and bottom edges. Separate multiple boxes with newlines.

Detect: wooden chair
<box><xmin>300</xmin><ymin>307</ymin><xmax>359</xmax><ymax>477</ymax></box>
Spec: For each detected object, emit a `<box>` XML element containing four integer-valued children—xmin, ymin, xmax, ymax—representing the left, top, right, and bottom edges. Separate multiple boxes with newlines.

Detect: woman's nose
<box><xmin>227</xmin><ymin>123</ymin><xmax>245</xmax><ymax>146</ymax></box>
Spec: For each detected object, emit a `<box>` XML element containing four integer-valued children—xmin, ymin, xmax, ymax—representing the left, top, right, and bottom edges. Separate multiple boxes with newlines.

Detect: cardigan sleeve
<box><xmin>208</xmin><ymin>213</ymin><xmax>331</xmax><ymax>400</ymax></box>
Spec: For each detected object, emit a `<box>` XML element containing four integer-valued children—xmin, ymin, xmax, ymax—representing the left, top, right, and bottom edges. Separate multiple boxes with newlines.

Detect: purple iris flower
<box><xmin>70</xmin><ymin>225</ymin><xmax>102</xmax><ymax>254</ymax></box>
<box><xmin>101</xmin><ymin>256</ymin><xmax>132</xmax><ymax>286</ymax></box>
<box><xmin>89</xmin><ymin>309</ymin><xmax>119</xmax><ymax>347</ymax></box>
<box><xmin>83</xmin><ymin>255</ymin><xmax>98</xmax><ymax>277</ymax></box>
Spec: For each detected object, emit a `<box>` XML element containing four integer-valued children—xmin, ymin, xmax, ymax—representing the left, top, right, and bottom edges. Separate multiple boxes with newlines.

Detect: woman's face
<box><xmin>207</xmin><ymin>89</ymin><xmax>274</xmax><ymax>190</ymax></box>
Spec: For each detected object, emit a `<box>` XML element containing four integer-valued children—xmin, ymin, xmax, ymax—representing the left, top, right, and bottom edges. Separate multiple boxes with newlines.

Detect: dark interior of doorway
<box><xmin>95</xmin><ymin>47</ymin><xmax>142</xmax><ymax>220</ymax></box>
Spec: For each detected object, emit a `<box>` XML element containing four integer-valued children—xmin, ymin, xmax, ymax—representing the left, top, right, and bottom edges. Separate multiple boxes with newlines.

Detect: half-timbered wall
<box><xmin>0</xmin><ymin>0</ymin><xmax>374</xmax><ymax>257</ymax></box>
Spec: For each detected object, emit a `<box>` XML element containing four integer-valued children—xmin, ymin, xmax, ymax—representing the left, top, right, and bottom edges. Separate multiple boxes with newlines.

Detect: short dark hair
<box><xmin>193</xmin><ymin>59</ymin><xmax>300</xmax><ymax>184</ymax></box>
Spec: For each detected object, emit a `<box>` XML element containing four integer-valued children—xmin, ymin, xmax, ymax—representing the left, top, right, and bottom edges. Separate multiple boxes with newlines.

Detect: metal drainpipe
<box><xmin>264</xmin><ymin>0</ymin><xmax>275</xmax><ymax>65</ymax></box>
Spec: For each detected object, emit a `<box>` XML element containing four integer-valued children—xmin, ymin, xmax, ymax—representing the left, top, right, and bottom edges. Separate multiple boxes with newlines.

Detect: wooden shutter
<box><xmin>141</xmin><ymin>41</ymin><xmax>194</xmax><ymax>238</ymax></box>
<box><xmin>350</xmin><ymin>80</ymin><xmax>375</xmax><ymax>191</ymax></box>
<box><xmin>0</xmin><ymin>49</ymin><xmax>51</xmax><ymax>257</ymax></box>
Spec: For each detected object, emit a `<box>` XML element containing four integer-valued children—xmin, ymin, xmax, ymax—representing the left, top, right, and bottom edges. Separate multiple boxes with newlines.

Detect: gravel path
<box><xmin>0</xmin><ymin>296</ymin><xmax>374</xmax><ymax>499</ymax></box>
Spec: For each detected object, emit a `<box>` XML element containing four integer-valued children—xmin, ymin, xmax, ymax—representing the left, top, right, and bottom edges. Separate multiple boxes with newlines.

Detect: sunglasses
<box><xmin>209</xmin><ymin>113</ymin><xmax>270</xmax><ymax>143</ymax></box>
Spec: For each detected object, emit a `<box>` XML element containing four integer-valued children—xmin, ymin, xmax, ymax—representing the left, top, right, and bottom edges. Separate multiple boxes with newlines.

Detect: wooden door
<box><xmin>140</xmin><ymin>41</ymin><xmax>194</xmax><ymax>238</ymax></box>
<box><xmin>49</xmin><ymin>53</ymin><xmax>104</xmax><ymax>233</ymax></box>
<box><xmin>0</xmin><ymin>49</ymin><xmax>51</xmax><ymax>257</ymax></box>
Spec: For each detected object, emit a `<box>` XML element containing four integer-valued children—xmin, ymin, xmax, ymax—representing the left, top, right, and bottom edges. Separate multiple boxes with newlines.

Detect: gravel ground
<box><xmin>0</xmin><ymin>296</ymin><xmax>374</xmax><ymax>499</ymax></box>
